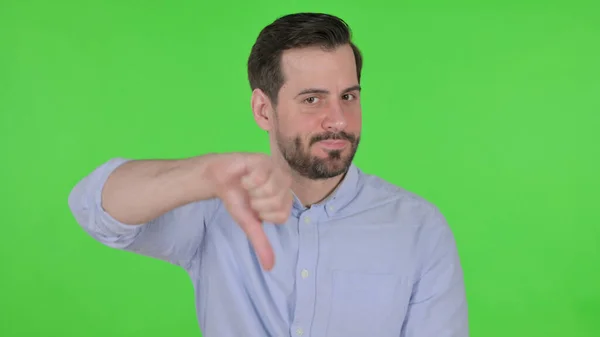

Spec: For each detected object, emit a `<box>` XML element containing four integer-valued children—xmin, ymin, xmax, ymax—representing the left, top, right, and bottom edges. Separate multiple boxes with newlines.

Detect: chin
<box><xmin>317</xmin><ymin>154</ymin><xmax>350</xmax><ymax>166</ymax></box>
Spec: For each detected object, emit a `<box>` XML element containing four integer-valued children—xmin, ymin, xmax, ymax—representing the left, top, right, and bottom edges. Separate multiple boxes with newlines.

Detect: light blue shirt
<box><xmin>68</xmin><ymin>158</ymin><xmax>469</xmax><ymax>337</ymax></box>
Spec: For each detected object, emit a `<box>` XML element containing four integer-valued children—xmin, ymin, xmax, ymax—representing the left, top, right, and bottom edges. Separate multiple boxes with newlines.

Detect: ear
<box><xmin>251</xmin><ymin>88</ymin><xmax>274</xmax><ymax>132</ymax></box>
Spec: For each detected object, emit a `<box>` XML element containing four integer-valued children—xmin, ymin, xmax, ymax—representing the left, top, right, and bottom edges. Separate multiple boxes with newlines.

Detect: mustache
<box><xmin>310</xmin><ymin>131</ymin><xmax>356</xmax><ymax>146</ymax></box>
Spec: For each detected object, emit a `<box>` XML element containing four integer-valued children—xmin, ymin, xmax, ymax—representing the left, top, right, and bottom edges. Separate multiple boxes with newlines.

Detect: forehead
<box><xmin>279</xmin><ymin>44</ymin><xmax>358</xmax><ymax>93</ymax></box>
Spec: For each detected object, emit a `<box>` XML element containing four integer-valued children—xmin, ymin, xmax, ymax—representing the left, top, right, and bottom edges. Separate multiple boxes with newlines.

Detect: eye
<box><xmin>304</xmin><ymin>96</ymin><xmax>320</xmax><ymax>104</ymax></box>
<box><xmin>342</xmin><ymin>93</ymin><xmax>356</xmax><ymax>101</ymax></box>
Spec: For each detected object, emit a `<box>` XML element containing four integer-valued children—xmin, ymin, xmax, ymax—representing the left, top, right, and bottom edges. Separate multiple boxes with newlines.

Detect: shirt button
<box><xmin>301</xmin><ymin>269</ymin><xmax>309</xmax><ymax>279</ymax></box>
<box><xmin>304</xmin><ymin>217</ymin><xmax>311</xmax><ymax>224</ymax></box>
<box><xmin>328</xmin><ymin>206</ymin><xmax>335</xmax><ymax>211</ymax></box>
<box><xmin>296</xmin><ymin>328</ymin><xmax>304</xmax><ymax>336</ymax></box>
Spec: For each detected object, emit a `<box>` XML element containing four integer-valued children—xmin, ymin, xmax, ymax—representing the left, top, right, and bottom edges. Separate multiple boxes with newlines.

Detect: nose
<box><xmin>322</xmin><ymin>101</ymin><xmax>347</xmax><ymax>132</ymax></box>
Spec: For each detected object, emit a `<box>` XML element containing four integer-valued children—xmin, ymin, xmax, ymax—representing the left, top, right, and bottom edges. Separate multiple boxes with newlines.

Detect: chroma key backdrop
<box><xmin>1</xmin><ymin>1</ymin><xmax>598</xmax><ymax>336</ymax></box>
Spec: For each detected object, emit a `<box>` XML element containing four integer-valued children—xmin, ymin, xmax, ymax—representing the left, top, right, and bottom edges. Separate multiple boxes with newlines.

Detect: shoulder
<box><xmin>354</xmin><ymin>168</ymin><xmax>448</xmax><ymax>229</ymax></box>
<box><xmin>355</xmin><ymin>169</ymin><xmax>460</xmax><ymax>266</ymax></box>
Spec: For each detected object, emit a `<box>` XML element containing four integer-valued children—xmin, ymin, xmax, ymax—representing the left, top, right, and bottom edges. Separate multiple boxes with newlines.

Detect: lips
<box><xmin>317</xmin><ymin>139</ymin><xmax>348</xmax><ymax>150</ymax></box>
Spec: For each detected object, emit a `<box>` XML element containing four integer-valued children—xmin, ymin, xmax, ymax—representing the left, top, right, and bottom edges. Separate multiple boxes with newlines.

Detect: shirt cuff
<box><xmin>92</xmin><ymin>158</ymin><xmax>146</xmax><ymax>235</ymax></box>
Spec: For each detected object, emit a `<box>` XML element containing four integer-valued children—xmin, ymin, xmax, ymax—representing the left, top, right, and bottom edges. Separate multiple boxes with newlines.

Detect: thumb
<box><xmin>223</xmin><ymin>188</ymin><xmax>275</xmax><ymax>271</ymax></box>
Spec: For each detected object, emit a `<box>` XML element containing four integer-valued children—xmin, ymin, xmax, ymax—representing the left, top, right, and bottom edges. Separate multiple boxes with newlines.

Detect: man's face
<box><xmin>268</xmin><ymin>44</ymin><xmax>362</xmax><ymax>180</ymax></box>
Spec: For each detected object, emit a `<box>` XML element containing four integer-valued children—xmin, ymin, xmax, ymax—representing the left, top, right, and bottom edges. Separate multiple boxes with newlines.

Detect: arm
<box><xmin>401</xmin><ymin>208</ymin><xmax>469</xmax><ymax>337</ymax></box>
<box><xmin>67</xmin><ymin>155</ymin><xmax>221</xmax><ymax>269</ymax></box>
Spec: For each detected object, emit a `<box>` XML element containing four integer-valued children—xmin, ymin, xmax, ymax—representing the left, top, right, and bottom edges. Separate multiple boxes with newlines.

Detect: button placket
<box><xmin>291</xmin><ymin>211</ymin><xmax>320</xmax><ymax>337</ymax></box>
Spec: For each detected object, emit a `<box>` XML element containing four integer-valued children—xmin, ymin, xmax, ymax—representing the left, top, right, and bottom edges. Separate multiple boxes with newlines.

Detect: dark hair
<box><xmin>247</xmin><ymin>13</ymin><xmax>363</xmax><ymax>106</ymax></box>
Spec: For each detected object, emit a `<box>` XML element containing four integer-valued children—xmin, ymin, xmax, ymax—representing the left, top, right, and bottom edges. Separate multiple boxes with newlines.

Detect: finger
<box><xmin>223</xmin><ymin>189</ymin><xmax>275</xmax><ymax>271</ymax></box>
<box><xmin>235</xmin><ymin>213</ymin><xmax>275</xmax><ymax>271</ymax></box>
<box><xmin>249</xmin><ymin>191</ymin><xmax>293</xmax><ymax>215</ymax></box>
<box><xmin>244</xmin><ymin>220</ymin><xmax>275</xmax><ymax>270</ymax></box>
<box><xmin>242</xmin><ymin>178</ymin><xmax>275</xmax><ymax>200</ymax></box>
<box><xmin>255</xmin><ymin>190</ymin><xmax>293</xmax><ymax>225</ymax></box>
<box><xmin>245</xmin><ymin>170</ymin><xmax>291</xmax><ymax>199</ymax></box>
<box><xmin>258</xmin><ymin>210</ymin><xmax>290</xmax><ymax>225</ymax></box>
<box><xmin>240</xmin><ymin>166</ymin><xmax>271</xmax><ymax>192</ymax></box>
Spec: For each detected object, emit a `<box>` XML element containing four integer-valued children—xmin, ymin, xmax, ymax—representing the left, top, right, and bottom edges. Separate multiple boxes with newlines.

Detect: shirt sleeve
<box><xmin>401</xmin><ymin>207</ymin><xmax>470</xmax><ymax>337</ymax></box>
<box><xmin>67</xmin><ymin>158</ymin><xmax>220</xmax><ymax>269</ymax></box>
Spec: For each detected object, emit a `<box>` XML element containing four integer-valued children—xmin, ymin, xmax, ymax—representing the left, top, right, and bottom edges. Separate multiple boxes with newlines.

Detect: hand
<box><xmin>210</xmin><ymin>153</ymin><xmax>293</xmax><ymax>271</ymax></box>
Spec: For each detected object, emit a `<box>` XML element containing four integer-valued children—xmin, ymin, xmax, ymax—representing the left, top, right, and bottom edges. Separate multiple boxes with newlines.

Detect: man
<box><xmin>68</xmin><ymin>12</ymin><xmax>469</xmax><ymax>337</ymax></box>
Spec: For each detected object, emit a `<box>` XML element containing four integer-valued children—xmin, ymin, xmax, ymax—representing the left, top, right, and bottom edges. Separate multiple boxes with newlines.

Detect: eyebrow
<box><xmin>295</xmin><ymin>85</ymin><xmax>362</xmax><ymax>98</ymax></box>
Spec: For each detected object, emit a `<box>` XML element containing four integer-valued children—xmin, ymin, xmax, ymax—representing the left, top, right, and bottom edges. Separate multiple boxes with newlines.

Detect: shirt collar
<box><xmin>291</xmin><ymin>162</ymin><xmax>361</xmax><ymax>217</ymax></box>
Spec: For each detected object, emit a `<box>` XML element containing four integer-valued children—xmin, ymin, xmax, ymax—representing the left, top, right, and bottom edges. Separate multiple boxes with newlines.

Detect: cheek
<box><xmin>275</xmin><ymin>119</ymin><xmax>312</xmax><ymax>144</ymax></box>
<box><xmin>287</xmin><ymin>117</ymin><xmax>320</xmax><ymax>137</ymax></box>
<box><xmin>345</xmin><ymin>112</ymin><xmax>362</xmax><ymax>131</ymax></box>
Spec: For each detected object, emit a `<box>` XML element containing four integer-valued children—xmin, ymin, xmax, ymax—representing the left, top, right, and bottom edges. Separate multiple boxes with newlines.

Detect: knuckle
<box><xmin>260</xmin><ymin>209</ymin><xmax>288</xmax><ymax>224</ymax></box>
<box><xmin>275</xmin><ymin>212</ymin><xmax>288</xmax><ymax>224</ymax></box>
<box><xmin>253</xmin><ymin>170</ymin><xmax>268</xmax><ymax>186</ymax></box>
<box><xmin>261</xmin><ymin>182</ymin><xmax>276</xmax><ymax>196</ymax></box>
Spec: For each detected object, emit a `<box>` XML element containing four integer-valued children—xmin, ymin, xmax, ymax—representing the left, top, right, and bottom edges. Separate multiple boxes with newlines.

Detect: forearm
<box><xmin>101</xmin><ymin>154</ymin><xmax>219</xmax><ymax>225</ymax></box>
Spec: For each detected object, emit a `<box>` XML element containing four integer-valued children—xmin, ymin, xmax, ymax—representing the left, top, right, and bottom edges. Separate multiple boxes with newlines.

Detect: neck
<box><xmin>270</xmin><ymin>149</ymin><xmax>347</xmax><ymax>207</ymax></box>
<box><xmin>290</xmin><ymin>170</ymin><xmax>346</xmax><ymax>207</ymax></box>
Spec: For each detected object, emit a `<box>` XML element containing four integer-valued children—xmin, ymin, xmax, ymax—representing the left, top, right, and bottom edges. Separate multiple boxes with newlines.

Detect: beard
<box><xmin>275</xmin><ymin>128</ymin><xmax>360</xmax><ymax>180</ymax></box>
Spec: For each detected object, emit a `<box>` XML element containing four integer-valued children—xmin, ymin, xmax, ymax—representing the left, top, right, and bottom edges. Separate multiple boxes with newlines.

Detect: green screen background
<box><xmin>1</xmin><ymin>1</ymin><xmax>599</xmax><ymax>336</ymax></box>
